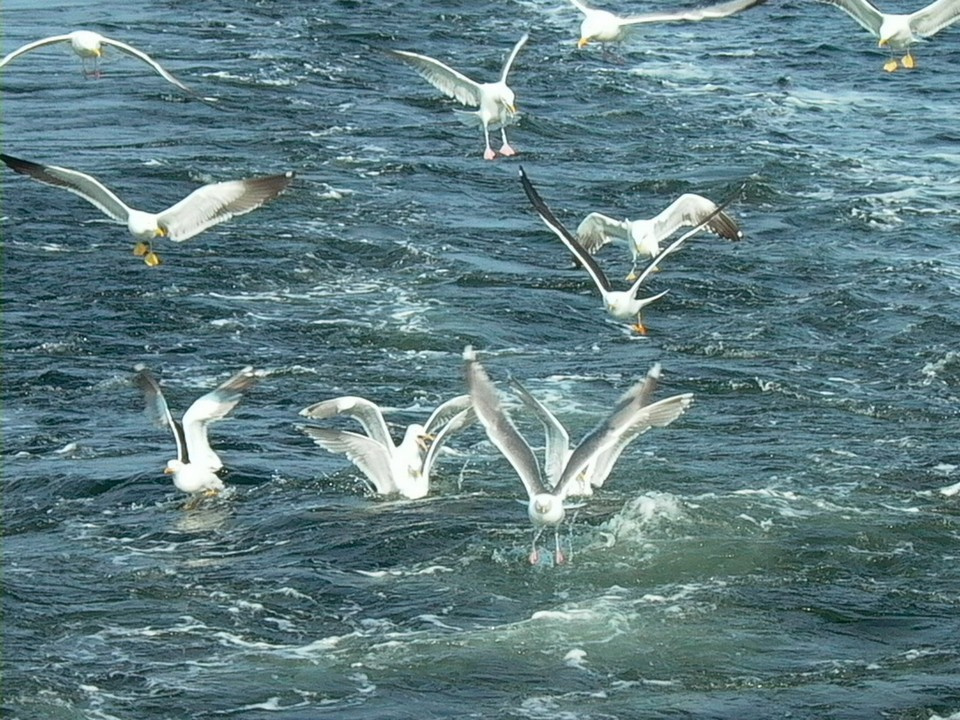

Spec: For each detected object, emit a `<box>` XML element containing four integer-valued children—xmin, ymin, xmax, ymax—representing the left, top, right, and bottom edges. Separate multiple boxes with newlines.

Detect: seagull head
<box><xmin>164</xmin><ymin>459</ymin><xmax>185</xmax><ymax>475</ymax></box>
<box><xmin>529</xmin><ymin>493</ymin><xmax>565</xmax><ymax>527</ymax></box>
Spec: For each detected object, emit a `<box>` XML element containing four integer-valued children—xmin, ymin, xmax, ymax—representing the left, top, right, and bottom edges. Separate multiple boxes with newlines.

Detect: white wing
<box><xmin>422</xmin><ymin>407</ymin><xmax>475</xmax><ymax>479</ymax></box>
<box><xmin>392</xmin><ymin>50</ymin><xmax>484</xmax><ymax>107</ymax></box>
<box><xmin>577</xmin><ymin>212</ymin><xmax>631</xmax><ymax>254</ymax></box>
<box><xmin>909</xmin><ymin>0</ymin><xmax>960</xmax><ymax>37</ymax></box>
<box><xmin>509</xmin><ymin>379</ymin><xmax>571</xmax><ymax>486</ymax></box>
<box><xmin>650</xmin><ymin>193</ymin><xmax>742</xmax><ymax>242</ymax></box>
<box><xmin>463</xmin><ymin>347</ymin><xmax>549</xmax><ymax>499</ymax></box>
<box><xmin>181</xmin><ymin>366</ymin><xmax>258</xmax><ymax>471</ymax></box>
<box><xmin>1</xmin><ymin>153</ymin><xmax>131</xmax><ymax>223</ymax></box>
<box><xmin>622</xmin><ymin>0</ymin><xmax>766</xmax><ymax>25</ymax></box>
<box><xmin>423</xmin><ymin>394</ymin><xmax>474</xmax><ymax>436</ymax></box>
<box><xmin>100</xmin><ymin>36</ymin><xmax>195</xmax><ymax>94</ymax></box>
<box><xmin>299</xmin><ymin>396</ymin><xmax>395</xmax><ymax>450</ymax></box>
<box><xmin>500</xmin><ymin>33</ymin><xmax>530</xmax><ymax>83</ymax></box>
<box><xmin>300</xmin><ymin>427</ymin><xmax>398</xmax><ymax>495</ymax></box>
<box><xmin>133</xmin><ymin>365</ymin><xmax>187</xmax><ymax>464</ymax></box>
<box><xmin>157</xmin><ymin>172</ymin><xmax>293</xmax><ymax>242</ymax></box>
<box><xmin>817</xmin><ymin>0</ymin><xmax>886</xmax><ymax>34</ymax></box>
<box><xmin>568</xmin><ymin>0</ymin><xmax>595</xmax><ymax>15</ymax></box>
<box><xmin>0</xmin><ymin>34</ymin><xmax>74</xmax><ymax>68</ymax></box>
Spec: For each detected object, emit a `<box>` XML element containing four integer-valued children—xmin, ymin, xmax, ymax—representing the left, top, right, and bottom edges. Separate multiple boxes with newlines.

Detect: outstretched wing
<box><xmin>651</xmin><ymin>193</ymin><xmax>743</xmax><ymax>242</ymax></box>
<box><xmin>158</xmin><ymin>172</ymin><xmax>294</xmax><ymax>242</ymax></box>
<box><xmin>500</xmin><ymin>33</ymin><xmax>530</xmax><ymax>83</ymax></box>
<box><xmin>1</xmin><ymin>153</ymin><xmax>131</xmax><ymax>223</ymax></box>
<box><xmin>181</xmin><ymin>366</ymin><xmax>258</xmax><ymax>471</ymax></box>
<box><xmin>577</xmin><ymin>212</ymin><xmax>631</xmax><ymax>254</ymax></box>
<box><xmin>909</xmin><ymin>0</ymin><xmax>960</xmax><ymax>37</ymax></box>
<box><xmin>0</xmin><ymin>34</ymin><xmax>73</xmax><ymax>68</ymax></box>
<box><xmin>423</xmin><ymin>394</ymin><xmax>474</xmax><ymax>436</ymax></box>
<box><xmin>422</xmin><ymin>407</ymin><xmax>475</xmax><ymax>479</ymax></box>
<box><xmin>622</xmin><ymin>0</ymin><xmax>767</xmax><ymax>25</ymax></box>
<box><xmin>816</xmin><ymin>0</ymin><xmax>885</xmax><ymax>35</ymax></box>
<box><xmin>133</xmin><ymin>364</ymin><xmax>187</xmax><ymax>464</ymax></box>
<box><xmin>463</xmin><ymin>346</ymin><xmax>548</xmax><ymax>499</ymax></box>
<box><xmin>519</xmin><ymin>165</ymin><xmax>613</xmax><ymax>293</ymax></box>
<box><xmin>300</xmin><ymin>426</ymin><xmax>398</xmax><ymax>495</ymax></box>
<box><xmin>509</xmin><ymin>379</ymin><xmax>571</xmax><ymax>486</ymax></box>
<box><xmin>391</xmin><ymin>49</ymin><xmax>484</xmax><ymax>107</ymax></box>
<box><xmin>299</xmin><ymin>395</ymin><xmax>395</xmax><ymax>449</ymax></box>
<box><xmin>101</xmin><ymin>35</ymin><xmax>196</xmax><ymax>94</ymax></box>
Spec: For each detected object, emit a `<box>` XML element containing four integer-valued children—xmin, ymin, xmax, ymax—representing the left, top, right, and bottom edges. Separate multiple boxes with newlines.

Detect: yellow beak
<box><xmin>507</xmin><ymin>103</ymin><xmax>517</xmax><ymax>114</ymax></box>
<box><xmin>878</xmin><ymin>38</ymin><xmax>888</xmax><ymax>47</ymax></box>
<box><xmin>577</xmin><ymin>38</ymin><xmax>589</xmax><ymax>49</ymax></box>
<box><xmin>163</xmin><ymin>467</ymin><xmax>174</xmax><ymax>475</ymax></box>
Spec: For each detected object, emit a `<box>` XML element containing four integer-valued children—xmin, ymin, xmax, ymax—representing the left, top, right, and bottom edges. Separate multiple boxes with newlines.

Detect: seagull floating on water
<box><xmin>299</xmin><ymin>394</ymin><xmax>475</xmax><ymax>499</ymax></box>
<box><xmin>520</xmin><ymin>165</ymin><xmax>717</xmax><ymax>334</ymax></box>
<box><xmin>817</xmin><ymin>0</ymin><xmax>960</xmax><ymax>71</ymax></box>
<box><xmin>569</xmin><ymin>0</ymin><xmax>767</xmax><ymax>53</ymax></box>
<box><xmin>577</xmin><ymin>193</ymin><xmax>743</xmax><ymax>280</ymax></box>
<box><xmin>0</xmin><ymin>153</ymin><xmax>294</xmax><ymax>266</ymax></box>
<box><xmin>0</xmin><ymin>30</ymin><xmax>199</xmax><ymax>96</ymax></box>
<box><xmin>391</xmin><ymin>33</ymin><xmax>529</xmax><ymax>160</ymax></box>
<box><xmin>134</xmin><ymin>365</ymin><xmax>259</xmax><ymax>499</ymax></box>
<box><xmin>464</xmin><ymin>347</ymin><xmax>692</xmax><ymax>565</ymax></box>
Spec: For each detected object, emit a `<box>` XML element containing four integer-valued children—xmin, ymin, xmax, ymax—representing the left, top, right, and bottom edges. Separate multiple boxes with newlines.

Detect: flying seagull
<box><xmin>299</xmin><ymin>394</ymin><xmax>475</xmax><ymax>499</ymax></box>
<box><xmin>817</xmin><ymin>0</ymin><xmax>960</xmax><ymax>71</ymax></box>
<box><xmin>464</xmin><ymin>347</ymin><xmax>692</xmax><ymax>565</ymax></box>
<box><xmin>577</xmin><ymin>193</ymin><xmax>743</xmax><ymax>280</ymax></box>
<box><xmin>519</xmin><ymin>165</ymin><xmax>709</xmax><ymax>334</ymax></box>
<box><xmin>569</xmin><ymin>0</ymin><xmax>767</xmax><ymax>52</ymax></box>
<box><xmin>134</xmin><ymin>365</ymin><xmax>259</xmax><ymax>499</ymax></box>
<box><xmin>391</xmin><ymin>33</ymin><xmax>529</xmax><ymax>160</ymax></box>
<box><xmin>0</xmin><ymin>30</ymin><xmax>199</xmax><ymax>96</ymax></box>
<box><xmin>0</xmin><ymin>153</ymin><xmax>294</xmax><ymax>266</ymax></box>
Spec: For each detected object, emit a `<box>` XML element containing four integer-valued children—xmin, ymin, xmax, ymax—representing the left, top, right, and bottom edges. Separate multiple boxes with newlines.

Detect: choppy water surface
<box><xmin>3</xmin><ymin>0</ymin><xmax>959</xmax><ymax>718</ymax></box>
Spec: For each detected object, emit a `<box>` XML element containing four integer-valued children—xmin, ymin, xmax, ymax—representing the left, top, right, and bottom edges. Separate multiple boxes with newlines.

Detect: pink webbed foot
<box><xmin>483</xmin><ymin>147</ymin><xmax>497</xmax><ymax>160</ymax></box>
<box><xmin>499</xmin><ymin>143</ymin><xmax>518</xmax><ymax>157</ymax></box>
<box><xmin>529</xmin><ymin>548</ymin><xmax>540</xmax><ymax>565</ymax></box>
<box><xmin>554</xmin><ymin>548</ymin><xmax>567</xmax><ymax>565</ymax></box>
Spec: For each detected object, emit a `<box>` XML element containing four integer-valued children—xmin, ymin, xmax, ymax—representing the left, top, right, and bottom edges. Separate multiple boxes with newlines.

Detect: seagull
<box><xmin>0</xmin><ymin>153</ymin><xmax>294</xmax><ymax>266</ymax></box>
<box><xmin>577</xmin><ymin>193</ymin><xmax>743</xmax><ymax>280</ymax></box>
<box><xmin>569</xmin><ymin>0</ymin><xmax>767</xmax><ymax>53</ymax></box>
<box><xmin>391</xmin><ymin>33</ymin><xmax>529</xmax><ymax>160</ymax></box>
<box><xmin>520</xmin><ymin>165</ymin><xmax>713</xmax><ymax>334</ymax></box>
<box><xmin>299</xmin><ymin>394</ymin><xmax>475</xmax><ymax>499</ymax></box>
<box><xmin>133</xmin><ymin>365</ymin><xmax>259</xmax><ymax>499</ymax></box>
<box><xmin>816</xmin><ymin>0</ymin><xmax>960</xmax><ymax>71</ymax></box>
<box><xmin>0</xmin><ymin>30</ymin><xmax>198</xmax><ymax>95</ymax></box>
<box><xmin>464</xmin><ymin>347</ymin><xmax>693</xmax><ymax>565</ymax></box>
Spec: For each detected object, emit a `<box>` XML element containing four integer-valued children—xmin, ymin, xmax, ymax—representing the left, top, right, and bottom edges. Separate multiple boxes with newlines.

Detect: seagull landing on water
<box><xmin>464</xmin><ymin>347</ymin><xmax>693</xmax><ymax>566</ymax></box>
<box><xmin>0</xmin><ymin>30</ymin><xmax>201</xmax><ymax>96</ymax></box>
<box><xmin>0</xmin><ymin>153</ymin><xmax>294</xmax><ymax>266</ymax></box>
<box><xmin>134</xmin><ymin>366</ymin><xmax>259</xmax><ymax>503</ymax></box>
<box><xmin>568</xmin><ymin>0</ymin><xmax>767</xmax><ymax>55</ymax></box>
<box><xmin>390</xmin><ymin>33</ymin><xmax>529</xmax><ymax>160</ymax></box>
<box><xmin>298</xmin><ymin>395</ymin><xmax>474</xmax><ymax>500</ymax></box>
<box><xmin>577</xmin><ymin>194</ymin><xmax>743</xmax><ymax>281</ymax></box>
<box><xmin>817</xmin><ymin>0</ymin><xmax>960</xmax><ymax>71</ymax></box>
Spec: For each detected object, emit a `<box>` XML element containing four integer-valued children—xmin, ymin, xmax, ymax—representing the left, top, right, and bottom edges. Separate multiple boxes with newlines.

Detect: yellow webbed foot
<box><xmin>883</xmin><ymin>58</ymin><xmax>899</xmax><ymax>72</ymax></box>
<box><xmin>631</xmin><ymin>322</ymin><xmax>649</xmax><ymax>335</ymax></box>
<box><xmin>133</xmin><ymin>241</ymin><xmax>151</xmax><ymax>257</ymax></box>
<box><xmin>143</xmin><ymin>251</ymin><xmax>163</xmax><ymax>267</ymax></box>
<box><xmin>901</xmin><ymin>53</ymin><xmax>916</xmax><ymax>69</ymax></box>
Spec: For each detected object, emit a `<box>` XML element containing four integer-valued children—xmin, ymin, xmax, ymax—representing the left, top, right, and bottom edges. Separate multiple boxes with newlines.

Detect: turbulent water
<box><xmin>3</xmin><ymin>0</ymin><xmax>960</xmax><ymax>717</ymax></box>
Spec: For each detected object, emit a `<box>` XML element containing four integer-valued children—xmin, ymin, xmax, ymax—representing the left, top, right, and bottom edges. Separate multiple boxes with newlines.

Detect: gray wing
<box><xmin>299</xmin><ymin>396</ymin><xmax>394</xmax><ymax>449</ymax></box>
<box><xmin>391</xmin><ymin>50</ymin><xmax>484</xmax><ymax>107</ymax></box>
<box><xmin>100</xmin><ymin>35</ymin><xmax>196</xmax><ymax>94</ymax></box>
<box><xmin>422</xmin><ymin>407</ymin><xmax>475</xmax><ymax>478</ymax></box>
<box><xmin>817</xmin><ymin>0</ymin><xmax>885</xmax><ymax>34</ymax></box>
<box><xmin>622</xmin><ymin>0</ymin><xmax>766</xmax><ymax>25</ymax></box>
<box><xmin>300</xmin><ymin>426</ymin><xmax>398</xmax><ymax>495</ymax></box>
<box><xmin>423</xmin><ymin>394</ymin><xmax>474</xmax><ymax>436</ymax></box>
<box><xmin>577</xmin><ymin>212</ymin><xmax>630</xmax><ymax>254</ymax></box>
<box><xmin>133</xmin><ymin>364</ymin><xmax>187</xmax><ymax>463</ymax></box>
<box><xmin>500</xmin><ymin>33</ymin><xmax>530</xmax><ymax>83</ymax></box>
<box><xmin>509</xmin><ymin>379</ymin><xmax>571</xmax><ymax>486</ymax></box>
<box><xmin>519</xmin><ymin>166</ymin><xmax>613</xmax><ymax>293</ymax></box>
<box><xmin>0</xmin><ymin>34</ymin><xmax>73</xmax><ymax>68</ymax></box>
<box><xmin>650</xmin><ymin>193</ymin><xmax>743</xmax><ymax>242</ymax></box>
<box><xmin>909</xmin><ymin>0</ymin><xmax>960</xmax><ymax>37</ymax></box>
<box><xmin>157</xmin><ymin>172</ymin><xmax>294</xmax><ymax>242</ymax></box>
<box><xmin>181</xmin><ymin>366</ymin><xmax>258</xmax><ymax>471</ymax></box>
<box><xmin>463</xmin><ymin>346</ymin><xmax>548</xmax><ymax>498</ymax></box>
<box><xmin>0</xmin><ymin>153</ymin><xmax>131</xmax><ymax>223</ymax></box>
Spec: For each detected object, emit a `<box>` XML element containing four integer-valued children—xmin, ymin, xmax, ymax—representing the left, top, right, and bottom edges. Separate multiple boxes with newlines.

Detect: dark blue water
<box><xmin>3</xmin><ymin>0</ymin><xmax>960</xmax><ymax>718</ymax></box>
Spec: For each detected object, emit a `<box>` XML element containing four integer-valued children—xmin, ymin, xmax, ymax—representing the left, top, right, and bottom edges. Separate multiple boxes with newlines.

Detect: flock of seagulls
<box><xmin>4</xmin><ymin>0</ymin><xmax>959</xmax><ymax>563</ymax></box>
